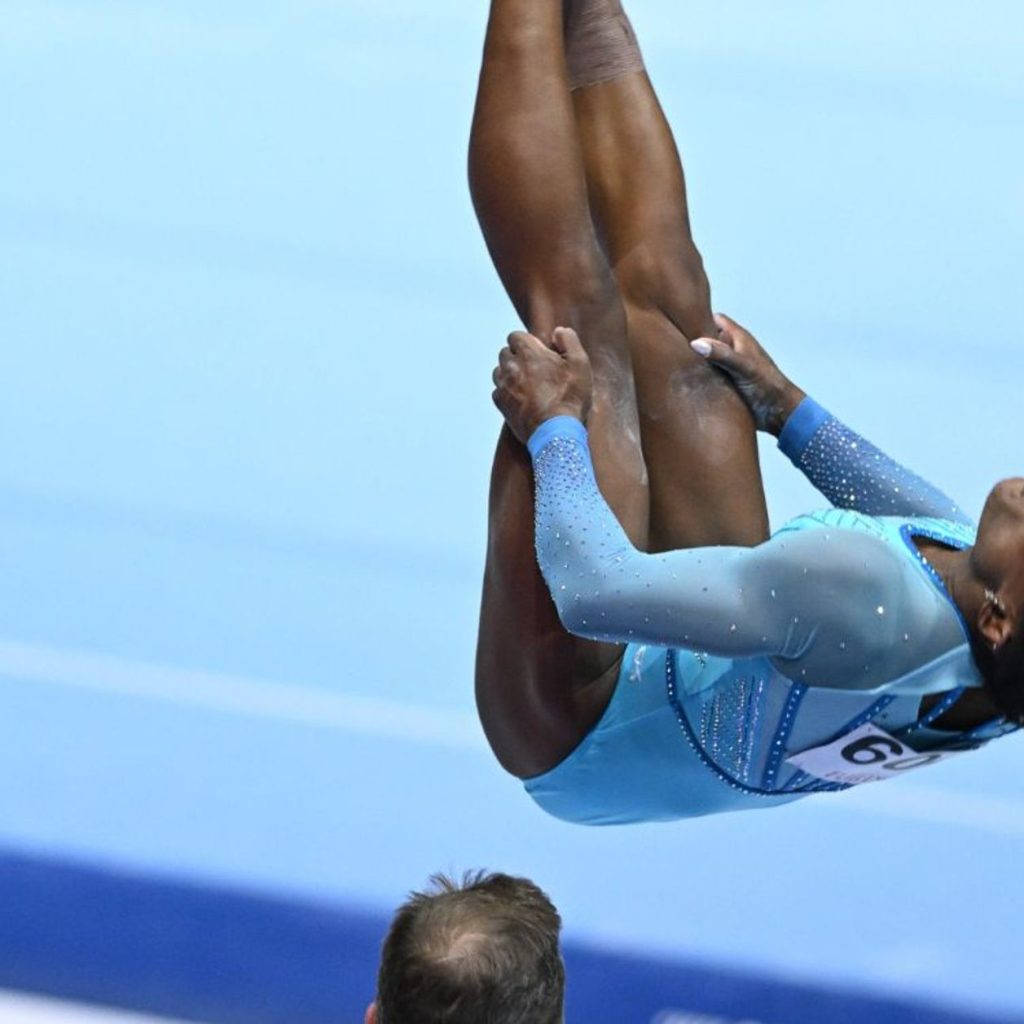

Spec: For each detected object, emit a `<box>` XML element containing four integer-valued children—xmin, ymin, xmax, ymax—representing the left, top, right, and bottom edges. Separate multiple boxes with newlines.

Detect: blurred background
<box><xmin>1</xmin><ymin>1</ymin><xmax>1023</xmax><ymax>1022</ymax></box>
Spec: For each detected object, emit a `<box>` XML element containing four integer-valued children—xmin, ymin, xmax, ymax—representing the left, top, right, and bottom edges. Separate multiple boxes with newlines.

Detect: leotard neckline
<box><xmin>898</xmin><ymin>521</ymin><xmax>973</xmax><ymax>648</ymax></box>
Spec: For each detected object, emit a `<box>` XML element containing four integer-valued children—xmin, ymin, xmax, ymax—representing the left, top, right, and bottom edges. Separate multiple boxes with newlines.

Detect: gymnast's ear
<box><xmin>978</xmin><ymin>590</ymin><xmax>1013</xmax><ymax>654</ymax></box>
<box><xmin>365</xmin><ymin>1001</ymin><xmax>378</xmax><ymax>1024</ymax></box>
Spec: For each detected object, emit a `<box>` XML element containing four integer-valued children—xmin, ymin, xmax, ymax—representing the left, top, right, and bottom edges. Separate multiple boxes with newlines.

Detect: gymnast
<box><xmin>470</xmin><ymin>0</ymin><xmax>1023</xmax><ymax>823</ymax></box>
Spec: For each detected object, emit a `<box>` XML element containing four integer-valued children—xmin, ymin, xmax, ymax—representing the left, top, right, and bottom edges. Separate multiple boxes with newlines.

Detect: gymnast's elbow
<box><xmin>551</xmin><ymin>588</ymin><xmax>606</xmax><ymax>640</ymax></box>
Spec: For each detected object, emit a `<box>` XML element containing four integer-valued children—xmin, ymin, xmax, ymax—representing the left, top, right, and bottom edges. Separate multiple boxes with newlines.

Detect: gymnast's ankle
<box><xmin>565</xmin><ymin>0</ymin><xmax>645</xmax><ymax>91</ymax></box>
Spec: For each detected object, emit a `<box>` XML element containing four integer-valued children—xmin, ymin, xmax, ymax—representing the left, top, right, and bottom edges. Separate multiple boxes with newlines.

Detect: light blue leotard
<box><xmin>523</xmin><ymin>398</ymin><xmax>1018</xmax><ymax>825</ymax></box>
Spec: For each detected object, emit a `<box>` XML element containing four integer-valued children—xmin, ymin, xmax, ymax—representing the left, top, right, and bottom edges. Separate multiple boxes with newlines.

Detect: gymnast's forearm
<box><xmin>527</xmin><ymin>417</ymin><xmax>781</xmax><ymax>655</ymax></box>
<box><xmin>778</xmin><ymin>397</ymin><xmax>971</xmax><ymax>524</ymax></box>
<box><xmin>689</xmin><ymin>317</ymin><xmax>969</xmax><ymax>524</ymax></box>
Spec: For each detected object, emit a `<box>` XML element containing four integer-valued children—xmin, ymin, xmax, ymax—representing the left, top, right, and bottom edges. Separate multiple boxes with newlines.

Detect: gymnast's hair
<box><xmin>987</xmin><ymin>629</ymin><xmax>1024</xmax><ymax>726</ymax></box>
<box><xmin>375</xmin><ymin>871</ymin><xmax>564</xmax><ymax>1024</ymax></box>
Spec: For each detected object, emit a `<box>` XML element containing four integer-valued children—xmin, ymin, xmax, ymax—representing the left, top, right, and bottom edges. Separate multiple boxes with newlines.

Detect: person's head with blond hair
<box><xmin>366</xmin><ymin>871</ymin><xmax>564</xmax><ymax>1024</ymax></box>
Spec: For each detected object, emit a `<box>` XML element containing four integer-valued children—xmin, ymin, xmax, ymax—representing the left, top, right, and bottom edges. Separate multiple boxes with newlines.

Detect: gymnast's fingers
<box><xmin>507</xmin><ymin>330</ymin><xmax>541</xmax><ymax>354</ymax></box>
<box><xmin>551</xmin><ymin>326</ymin><xmax>588</xmax><ymax>366</ymax></box>
<box><xmin>713</xmin><ymin>313</ymin><xmax>769</xmax><ymax>363</ymax></box>
<box><xmin>690</xmin><ymin>335</ymin><xmax>744</xmax><ymax>371</ymax></box>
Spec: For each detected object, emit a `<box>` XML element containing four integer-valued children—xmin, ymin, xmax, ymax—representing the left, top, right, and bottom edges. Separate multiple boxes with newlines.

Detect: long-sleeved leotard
<box><xmin>777</xmin><ymin>397</ymin><xmax>969</xmax><ymax>525</ymax></box>
<box><xmin>521</xmin><ymin>398</ymin><xmax>1014</xmax><ymax>824</ymax></box>
<box><xmin>528</xmin><ymin>399</ymin><xmax>965</xmax><ymax>691</ymax></box>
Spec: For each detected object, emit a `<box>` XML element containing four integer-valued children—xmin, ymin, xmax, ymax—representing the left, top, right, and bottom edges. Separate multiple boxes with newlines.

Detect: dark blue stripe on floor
<box><xmin>0</xmin><ymin>849</ymin><xmax>1013</xmax><ymax>1024</ymax></box>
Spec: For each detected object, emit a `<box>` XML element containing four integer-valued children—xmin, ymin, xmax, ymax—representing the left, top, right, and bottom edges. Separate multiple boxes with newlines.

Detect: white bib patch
<box><xmin>785</xmin><ymin>723</ymin><xmax>969</xmax><ymax>786</ymax></box>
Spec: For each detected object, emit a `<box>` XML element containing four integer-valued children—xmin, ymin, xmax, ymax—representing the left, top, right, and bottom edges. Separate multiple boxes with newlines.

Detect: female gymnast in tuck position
<box><xmin>470</xmin><ymin>0</ymin><xmax>1024</xmax><ymax>824</ymax></box>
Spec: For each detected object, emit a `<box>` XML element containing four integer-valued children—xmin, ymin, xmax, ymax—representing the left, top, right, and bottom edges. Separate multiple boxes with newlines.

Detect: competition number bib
<box><xmin>785</xmin><ymin>723</ymin><xmax>969</xmax><ymax>786</ymax></box>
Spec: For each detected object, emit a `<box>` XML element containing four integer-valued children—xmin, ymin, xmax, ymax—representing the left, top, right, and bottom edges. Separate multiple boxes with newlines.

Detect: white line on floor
<box><xmin>0</xmin><ymin>636</ymin><xmax>486</xmax><ymax>752</ymax></box>
<box><xmin>823</xmin><ymin>780</ymin><xmax>1024</xmax><ymax>838</ymax></box>
<box><xmin>1</xmin><ymin>637</ymin><xmax>1022</xmax><ymax>838</ymax></box>
<box><xmin>0</xmin><ymin>990</ymin><xmax>190</xmax><ymax>1024</ymax></box>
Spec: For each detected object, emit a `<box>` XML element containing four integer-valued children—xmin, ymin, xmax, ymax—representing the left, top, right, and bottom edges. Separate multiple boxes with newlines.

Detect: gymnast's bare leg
<box><xmin>567</xmin><ymin>0</ymin><xmax>770</xmax><ymax>551</ymax></box>
<box><xmin>470</xmin><ymin>0</ymin><xmax>648</xmax><ymax>778</ymax></box>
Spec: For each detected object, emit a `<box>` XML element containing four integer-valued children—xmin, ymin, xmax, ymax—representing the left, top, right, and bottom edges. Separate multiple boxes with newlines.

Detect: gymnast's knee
<box><xmin>616</xmin><ymin>245</ymin><xmax>714</xmax><ymax>339</ymax></box>
<box><xmin>524</xmin><ymin>251</ymin><xmax>624</xmax><ymax>340</ymax></box>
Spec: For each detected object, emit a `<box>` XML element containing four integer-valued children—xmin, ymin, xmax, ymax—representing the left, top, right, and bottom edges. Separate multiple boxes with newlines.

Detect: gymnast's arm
<box><xmin>693</xmin><ymin>315</ymin><xmax>971</xmax><ymax>525</ymax></box>
<box><xmin>775</xmin><ymin>396</ymin><xmax>970</xmax><ymax>524</ymax></box>
<box><xmin>527</xmin><ymin>416</ymin><xmax>910</xmax><ymax>686</ymax></box>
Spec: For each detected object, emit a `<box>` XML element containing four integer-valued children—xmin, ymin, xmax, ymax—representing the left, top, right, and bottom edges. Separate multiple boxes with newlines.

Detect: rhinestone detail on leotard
<box><xmin>796</xmin><ymin>417</ymin><xmax>966</xmax><ymax>522</ymax></box>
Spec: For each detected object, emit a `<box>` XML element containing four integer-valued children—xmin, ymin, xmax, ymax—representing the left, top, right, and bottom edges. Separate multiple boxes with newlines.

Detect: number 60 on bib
<box><xmin>785</xmin><ymin>723</ymin><xmax>970</xmax><ymax>787</ymax></box>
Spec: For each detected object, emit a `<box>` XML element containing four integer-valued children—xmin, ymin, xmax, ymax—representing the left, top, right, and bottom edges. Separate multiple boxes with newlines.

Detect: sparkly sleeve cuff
<box><xmin>527</xmin><ymin>415</ymin><xmax>588</xmax><ymax>461</ymax></box>
<box><xmin>778</xmin><ymin>397</ymin><xmax>830</xmax><ymax>461</ymax></box>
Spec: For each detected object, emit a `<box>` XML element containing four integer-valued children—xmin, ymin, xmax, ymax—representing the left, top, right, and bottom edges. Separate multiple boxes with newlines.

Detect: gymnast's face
<box><xmin>971</xmin><ymin>477</ymin><xmax>1024</xmax><ymax>642</ymax></box>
